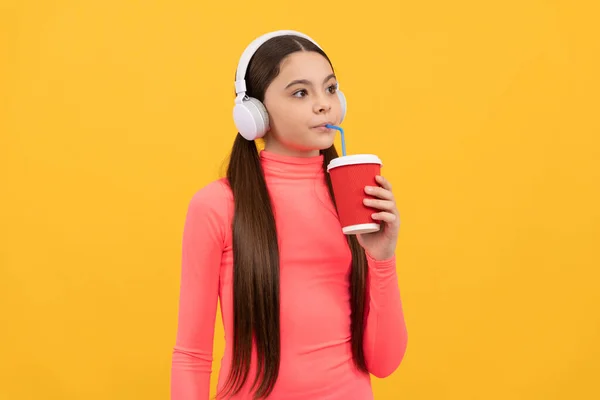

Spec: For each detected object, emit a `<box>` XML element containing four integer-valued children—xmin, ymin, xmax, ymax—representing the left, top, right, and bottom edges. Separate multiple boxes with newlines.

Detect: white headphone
<box><xmin>233</xmin><ymin>30</ymin><xmax>347</xmax><ymax>141</ymax></box>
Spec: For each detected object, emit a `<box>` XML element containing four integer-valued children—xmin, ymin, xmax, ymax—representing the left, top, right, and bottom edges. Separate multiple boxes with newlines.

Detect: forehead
<box><xmin>275</xmin><ymin>51</ymin><xmax>334</xmax><ymax>81</ymax></box>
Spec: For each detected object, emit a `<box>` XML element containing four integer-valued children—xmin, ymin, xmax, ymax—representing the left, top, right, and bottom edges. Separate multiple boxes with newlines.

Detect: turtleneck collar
<box><xmin>259</xmin><ymin>150</ymin><xmax>325</xmax><ymax>180</ymax></box>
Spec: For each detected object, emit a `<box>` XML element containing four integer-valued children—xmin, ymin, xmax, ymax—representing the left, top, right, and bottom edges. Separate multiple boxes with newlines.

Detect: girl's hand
<box><xmin>357</xmin><ymin>175</ymin><xmax>401</xmax><ymax>261</ymax></box>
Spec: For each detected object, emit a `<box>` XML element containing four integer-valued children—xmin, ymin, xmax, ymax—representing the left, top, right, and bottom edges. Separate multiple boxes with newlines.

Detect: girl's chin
<box><xmin>308</xmin><ymin>135</ymin><xmax>335</xmax><ymax>150</ymax></box>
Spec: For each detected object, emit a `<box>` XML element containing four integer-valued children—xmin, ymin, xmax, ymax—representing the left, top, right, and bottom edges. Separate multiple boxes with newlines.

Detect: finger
<box><xmin>375</xmin><ymin>175</ymin><xmax>392</xmax><ymax>191</ymax></box>
<box><xmin>371</xmin><ymin>211</ymin><xmax>398</xmax><ymax>223</ymax></box>
<box><xmin>364</xmin><ymin>185</ymin><xmax>394</xmax><ymax>200</ymax></box>
<box><xmin>364</xmin><ymin>198</ymin><xmax>396</xmax><ymax>212</ymax></box>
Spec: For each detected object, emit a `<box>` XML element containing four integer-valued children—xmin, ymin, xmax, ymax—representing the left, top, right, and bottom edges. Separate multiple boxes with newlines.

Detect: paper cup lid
<box><xmin>327</xmin><ymin>154</ymin><xmax>382</xmax><ymax>172</ymax></box>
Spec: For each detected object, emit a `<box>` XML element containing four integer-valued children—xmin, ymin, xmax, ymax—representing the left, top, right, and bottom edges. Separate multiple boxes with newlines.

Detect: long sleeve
<box><xmin>363</xmin><ymin>253</ymin><xmax>408</xmax><ymax>378</ymax></box>
<box><xmin>171</xmin><ymin>181</ymin><xmax>229</xmax><ymax>400</ymax></box>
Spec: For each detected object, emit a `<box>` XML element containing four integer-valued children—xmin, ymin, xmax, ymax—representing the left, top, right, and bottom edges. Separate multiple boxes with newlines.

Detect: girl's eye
<box><xmin>327</xmin><ymin>84</ymin><xmax>338</xmax><ymax>94</ymax></box>
<box><xmin>293</xmin><ymin>89</ymin><xmax>307</xmax><ymax>98</ymax></box>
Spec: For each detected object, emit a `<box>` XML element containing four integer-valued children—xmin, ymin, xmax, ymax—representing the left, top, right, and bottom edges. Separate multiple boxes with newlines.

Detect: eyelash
<box><xmin>293</xmin><ymin>84</ymin><xmax>338</xmax><ymax>98</ymax></box>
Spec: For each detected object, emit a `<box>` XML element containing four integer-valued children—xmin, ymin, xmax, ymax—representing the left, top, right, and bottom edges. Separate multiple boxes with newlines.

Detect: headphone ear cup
<box><xmin>233</xmin><ymin>97</ymin><xmax>270</xmax><ymax>141</ymax></box>
<box><xmin>337</xmin><ymin>90</ymin><xmax>347</xmax><ymax>123</ymax></box>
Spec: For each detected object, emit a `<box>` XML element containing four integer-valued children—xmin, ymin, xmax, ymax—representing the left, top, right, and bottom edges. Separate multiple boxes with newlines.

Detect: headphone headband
<box><xmin>234</xmin><ymin>30</ymin><xmax>322</xmax><ymax>96</ymax></box>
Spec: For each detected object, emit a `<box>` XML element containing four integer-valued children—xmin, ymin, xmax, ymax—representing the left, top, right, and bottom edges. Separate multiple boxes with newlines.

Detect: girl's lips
<box><xmin>312</xmin><ymin>122</ymin><xmax>334</xmax><ymax>129</ymax></box>
<box><xmin>312</xmin><ymin>125</ymin><xmax>333</xmax><ymax>132</ymax></box>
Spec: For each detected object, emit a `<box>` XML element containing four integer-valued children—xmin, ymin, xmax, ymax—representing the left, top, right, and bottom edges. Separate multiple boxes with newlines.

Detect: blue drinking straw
<box><xmin>325</xmin><ymin>124</ymin><xmax>346</xmax><ymax>156</ymax></box>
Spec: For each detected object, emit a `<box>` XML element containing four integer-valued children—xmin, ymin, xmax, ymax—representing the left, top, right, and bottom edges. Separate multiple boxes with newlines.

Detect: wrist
<box><xmin>365</xmin><ymin>250</ymin><xmax>395</xmax><ymax>263</ymax></box>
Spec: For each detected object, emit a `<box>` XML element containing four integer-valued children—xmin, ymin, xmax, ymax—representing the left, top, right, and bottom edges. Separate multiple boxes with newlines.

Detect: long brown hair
<box><xmin>219</xmin><ymin>35</ymin><xmax>368</xmax><ymax>400</ymax></box>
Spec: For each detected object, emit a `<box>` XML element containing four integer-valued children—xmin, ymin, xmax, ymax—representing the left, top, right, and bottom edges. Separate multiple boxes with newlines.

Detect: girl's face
<box><xmin>262</xmin><ymin>51</ymin><xmax>343</xmax><ymax>157</ymax></box>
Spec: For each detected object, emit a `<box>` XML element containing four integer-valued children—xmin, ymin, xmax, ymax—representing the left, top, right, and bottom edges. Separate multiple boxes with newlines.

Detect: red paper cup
<box><xmin>327</xmin><ymin>154</ymin><xmax>383</xmax><ymax>235</ymax></box>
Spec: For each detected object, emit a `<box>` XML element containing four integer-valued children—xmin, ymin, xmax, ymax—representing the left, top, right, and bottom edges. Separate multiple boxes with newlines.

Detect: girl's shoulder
<box><xmin>186</xmin><ymin>178</ymin><xmax>233</xmax><ymax>223</ymax></box>
<box><xmin>189</xmin><ymin>177</ymin><xmax>233</xmax><ymax>208</ymax></box>
<box><xmin>191</xmin><ymin>177</ymin><xmax>232</xmax><ymax>199</ymax></box>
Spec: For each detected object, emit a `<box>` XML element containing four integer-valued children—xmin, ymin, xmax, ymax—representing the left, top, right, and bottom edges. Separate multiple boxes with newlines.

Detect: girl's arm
<box><xmin>363</xmin><ymin>253</ymin><xmax>408</xmax><ymax>378</ymax></box>
<box><xmin>171</xmin><ymin>181</ymin><xmax>228</xmax><ymax>399</ymax></box>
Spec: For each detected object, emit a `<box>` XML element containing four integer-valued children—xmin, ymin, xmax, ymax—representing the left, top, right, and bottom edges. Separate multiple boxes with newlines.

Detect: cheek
<box><xmin>332</xmin><ymin>96</ymin><xmax>343</xmax><ymax>117</ymax></box>
<box><xmin>270</xmin><ymin>104</ymin><xmax>306</xmax><ymax>127</ymax></box>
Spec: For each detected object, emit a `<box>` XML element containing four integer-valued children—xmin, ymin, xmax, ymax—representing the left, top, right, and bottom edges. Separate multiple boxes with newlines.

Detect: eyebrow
<box><xmin>285</xmin><ymin>73</ymin><xmax>337</xmax><ymax>89</ymax></box>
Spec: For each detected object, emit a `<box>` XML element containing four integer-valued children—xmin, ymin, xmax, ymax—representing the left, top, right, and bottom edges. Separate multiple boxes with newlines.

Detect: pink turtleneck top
<box><xmin>171</xmin><ymin>150</ymin><xmax>408</xmax><ymax>399</ymax></box>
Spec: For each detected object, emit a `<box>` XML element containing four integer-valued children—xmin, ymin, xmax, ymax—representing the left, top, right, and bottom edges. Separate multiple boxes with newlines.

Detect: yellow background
<box><xmin>1</xmin><ymin>0</ymin><xmax>599</xmax><ymax>399</ymax></box>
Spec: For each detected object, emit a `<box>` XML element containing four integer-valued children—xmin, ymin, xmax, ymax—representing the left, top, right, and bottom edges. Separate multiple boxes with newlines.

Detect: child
<box><xmin>171</xmin><ymin>30</ymin><xmax>408</xmax><ymax>400</ymax></box>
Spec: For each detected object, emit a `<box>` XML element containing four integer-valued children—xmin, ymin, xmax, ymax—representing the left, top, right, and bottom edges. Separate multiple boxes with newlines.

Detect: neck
<box><xmin>259</xmin><ymin>149</ymin><xmax>324</xmax><ymax>181</ymax></box>
<box><xmin>263</xmin><ymin>139</ymin><xmax>321</xmax><ymax>158</ymax></box>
